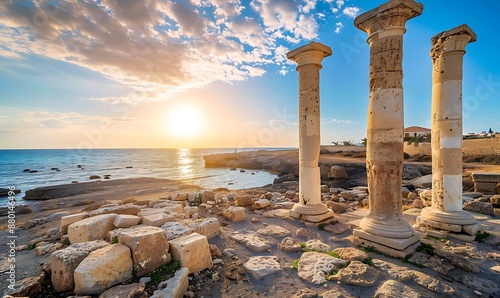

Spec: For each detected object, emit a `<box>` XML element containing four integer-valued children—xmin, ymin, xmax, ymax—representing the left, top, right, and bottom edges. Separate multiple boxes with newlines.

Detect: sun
<box><xmin>168</xmin><ymin>105</ymin><xmax>203</xmax><ymax>137</ymax></box>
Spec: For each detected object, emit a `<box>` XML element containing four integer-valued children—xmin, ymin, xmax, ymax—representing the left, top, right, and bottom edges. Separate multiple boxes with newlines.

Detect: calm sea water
<box><xmin>0</xmin><ymin>148</ymin><xmax>284</xmax><ymax>206</ymax></box>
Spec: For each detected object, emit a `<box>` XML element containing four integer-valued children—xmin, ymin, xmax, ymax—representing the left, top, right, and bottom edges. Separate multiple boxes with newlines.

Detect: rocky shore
<box><xmin>1</xmin><ymin>151</ymin><xmax>500</xmax><ymax>298</ymax></box>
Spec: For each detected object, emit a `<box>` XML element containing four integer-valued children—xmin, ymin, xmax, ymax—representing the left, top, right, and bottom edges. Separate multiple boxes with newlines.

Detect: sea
<box><xmin>0</xmin><ymin>148</ymin><xmax>289</xmax><ymax>206</ymax></box>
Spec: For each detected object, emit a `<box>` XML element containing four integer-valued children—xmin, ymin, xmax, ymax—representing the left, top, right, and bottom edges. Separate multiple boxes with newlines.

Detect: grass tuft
<box><xmin>475</xmin><ymin>231</ymin><xmax>491</xmax><ymax>243</ymax></box>
<box><xmin>292</xmin><ymin>259</ymin><xmax>300</xmax><ymax>270</ymax></box>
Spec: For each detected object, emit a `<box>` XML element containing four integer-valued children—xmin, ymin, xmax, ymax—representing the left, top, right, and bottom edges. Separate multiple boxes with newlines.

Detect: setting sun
<box><xmin>168</xmin><ymin>105</ymin><xmax>203</xmax><ymax>137</ymax></box>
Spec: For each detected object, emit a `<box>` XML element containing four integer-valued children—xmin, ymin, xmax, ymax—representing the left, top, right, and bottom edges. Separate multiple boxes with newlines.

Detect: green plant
<box><xmin>402</xmin><ymin>254</ymin><xmax>424</xmax><ymax>268</ymax></box>
<box><xmin>149</xmin><ymin>261</ymin><xmax>180</xmax><ymax>285</ymax></box>
<box><xmin>112</xmin><ymin>236</ymin><xmax>119</xmax><ymax>244</ymax></box>
<box><xmin>475</xmin><ymin>231</ymin><xmax>491</xmax><ymax>243</ymax></box>
<box><xmin>415</xmin><ymin>243</ymin><xmax>434</xmax><ymax>255</ymax></box>
<box><xmin>62</xmin><ymin>238</ymin><xmax>70</xmax><ymax>246</ymax></box>
<box><xmin>299</xmin><ymin>242</ymin><xmax>306</xmax><ymax>249</ymax></box>
<box><xmin>28</xmin><ymin>243</ymin><xmax>36</xmax><ymax>250</ymax></box>
<box><xmin>325</xmin><ymin>251</ymin><xmax>340</xmax><ymax>258</ymax></box>
<box><xmin>362</xmin><ymin>258</ymin><xmax>374</xmax><ymax>266</ymax></box>
<box><xmin>318</xmin><ymin>223</ymin><xmax>327</xmax><ymax>230</ymax></box>
<box><xmin>292</xmin><ymin>259</ymin><xmax>300</xmax><ymax>270</ymax></box>
<box><xmin>189</xmin><ymin>192</ymin><xmax>203</xmax><ymax>206</ymax></box>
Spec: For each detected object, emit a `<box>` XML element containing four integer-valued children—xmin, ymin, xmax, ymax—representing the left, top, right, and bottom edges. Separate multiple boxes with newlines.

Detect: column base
<box><xmin>289</xmin><ymin>207</ymin><xmax>335</xmax><ymax>223</ymax></box>
<box><xmin>421</xmin><ymin>207</ymin><xmax>477</xmax><ymax>225</ymax></box>
<box><xmin>291</xmin><ymin>203</ymin><xmax>329</xmax><ymax>215</ymax></box>
<box><xmin>359</xmin><ymin>217</ymin><xmax>416</xmax><ymax>239</ymax></box>
<box><xmin>351</xmin><ymin>230</ymin><xmax>420</xmax><ymax>258</ymax></box>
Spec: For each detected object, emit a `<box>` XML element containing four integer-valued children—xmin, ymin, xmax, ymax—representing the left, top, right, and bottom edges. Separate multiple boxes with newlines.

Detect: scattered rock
<box><xmin>113</xmin><ymin>214</ymin><xmax>141</xmax><ymax>228</ymax></box>
<box><xmin>374</xmin><ymin>279</ymin><xmax>422</xmax><ymax>298</ymax></box>
<box><xmin>243</xmin><ymin>256</ymin><xmax>282</xmax><ymax>279</ymax></box>
<box><xmin>4</xmin><ymin>272</ymin><xmax>45</xmax><ymax>297</ymax></box>
<box><xmin>230</xmin><ymin>229</ymin><xmax>274</xmax><ymax>252</ymax></box>
<box><xmin>236</xmin><ymin>194</ymin><xmax>255</xmax><ymax>206</ymax></box>
<box><xmin>253</xmin><ymin>198</ymin><xmax>271</xmax><ymax>209</ymax></box>
<box><xmin>326</xmin><ymin>201</ymin><xmax>349</xmax><ymax>214</ymax></box>
<box><xmin>60</xmin><ymin>212</ymin><xmax>89</xmax><ymax>234</ymax></box>
<box><xmin>202</xmin><ymin>191</ymin><xmax>215</xmax><ymax>203</ymax></box>
<box><xmin>160</xmin><ymin>222</ymin><xmax>193</xmax><ymax>240</ymax></box>
<box><xmin>89</xmin><ymin>205</ymin><xmax>141</xmax><ymax>217</ymax></box>
<box><xmin>89</xmin><ymin>175</ymin><xmax>101</xmax><ymax>180</ymax></box>
<box><xmin>305</xmin><ymin>239</ymin><xmax>330</xmax><ymax>252</ymax></box>
<box><xmin>151</xmin><ymin>267</ymin><xmax>189</xmax><ymax>298</ymax></box>
<box><xmin>328</xmin><ymin>166</ymin><xmax>348</xmax><ymax>179</ymax></box>
<box><xmin>463</xmin><ymin>200</ymin><xmax>494</xmax><ymax>216</ymax></box>
<box><xmin>223</xmin><ymin>206</ymin><xmax>246</xmax><ymax>222</ymax></box>
<box><xmin>184</xmin><ymin>217</ymin><xmax>220</xmax><ymax>239</ymax></box>
<box><xmin>280</xmin><ymin>237</ymin><xmax>303</xmax><ymax>252</ymax></box>
<box><xmin>68</xmin><ymin>214</ymin><xmax>117</xmax><ymax>243</ymax></box>
<box><xmin>332</xmin><ymin>247</ymin><xmax>368</xmax><ymax>262</ymax></box>
<box><xmin>257</xmin><ymin>224</ymin><xmax>291</xmax><ymax>237</ymax></box>
<box><xmin>291</xmin><ymin>288</ymin><xmax>320</xmax><ymax>298</ymax></box>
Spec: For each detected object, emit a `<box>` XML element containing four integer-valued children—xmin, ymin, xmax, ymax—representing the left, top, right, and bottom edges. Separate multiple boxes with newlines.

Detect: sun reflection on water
<box><xmin>177</xmin><ymin>148</ymin><xmax>194</xmax><ymax>179</ymax></box>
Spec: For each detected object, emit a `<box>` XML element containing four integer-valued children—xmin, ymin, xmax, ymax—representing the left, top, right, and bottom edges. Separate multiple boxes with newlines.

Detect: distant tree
<box><xmin>488</xmin><ymin>127</ymin><xmax>494</xmax><ymax>134</ymax></box>
<box><xmin>361</xmin><ymin>138</ymin><xmax>367</xmax><ymax>146</ymax></box>
<box><xmin>342</xmin><ymin>140</ymin><xmax>354</xmax><ymax>146</ymax></box>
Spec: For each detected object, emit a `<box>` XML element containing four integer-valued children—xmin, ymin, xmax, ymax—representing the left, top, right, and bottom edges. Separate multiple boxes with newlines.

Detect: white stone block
<box><xmin>60</xmin><ymin>212</ymin><xmax>89</xmax><ymax>234</ymax></box>
<box><xmin>151</xmin><ymin>267</ymin><xmax>189</xmax><ymax>298</ymax></box>
<box><xmin>68</xmin><ymin>214</ymin><xmax>117</xmax><ymax>243</ymax></box>
<box><xmin>169</xmin><ymin>233</ymin><xmax>212</xmax><ymax>273</ymax></box>
<box><xmin>223</xmin><ymin>206</ymin><xmax>246</xmax><ymax>222</ymax></box>
<box><xmin>113</xmin><ymin>214</ymin><xmax>141</xmax><ymax>228</ymax></box>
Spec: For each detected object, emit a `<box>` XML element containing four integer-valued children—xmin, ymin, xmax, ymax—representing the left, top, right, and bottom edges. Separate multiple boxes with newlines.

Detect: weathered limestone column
<box><xmin>287</xmin><ymin>42</ymin><xmax>334</xmax><ymax>223</ymax></box>
<box><xmin>420</xmin><ymin>25</ymin><xmax>480</xmax><ymax>238</ymax></box>
<box><xmin>352</xmin><ymin>0</ymin><xmax>423</xmax><ymax>255</ymax></box>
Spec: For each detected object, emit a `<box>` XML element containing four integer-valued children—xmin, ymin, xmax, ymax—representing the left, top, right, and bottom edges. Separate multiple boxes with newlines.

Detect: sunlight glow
<box><xmin>168</xmin><ymin>105</ymin><xmax>203</xmax><ymax>137</ymax></box>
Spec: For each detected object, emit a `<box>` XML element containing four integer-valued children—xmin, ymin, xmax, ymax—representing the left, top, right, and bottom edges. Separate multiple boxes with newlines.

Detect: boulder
<box><xmin>326</xmin><ymin>201</ymin><xmax>349</xmax><ymax>214</ymax></box>
<box><xmin>202</xmin><ymin>191</ymin><xmax>215</xmax><ymax>203</ymax></box>
<box><xmin>60</xmin><ymin>212</ymin><xmax>89</xmax><ymax>234</ymax></box>
<box><xmin>280</xmin><ymin>237</ymin><xmax>303</xmax><ymax>252</ymax></box>
<box><xmin>243</xmin><ymin>256</ymin><xmax>282</xmax><ymax>279</ymax></box>
<box><xmin>169</xmin><ymin>233</ymin><xmax>212</xmax><ymax>273</ymax></box>
<box><xmin>4</xmin><ymin>273</ymin><xmax>45</xmax><ymax>297</ymax></box>
<box><xmin>305</xmin><ymin>239</ymin><xmax>330</xmax><ymax>252</ymax></box>
<box><xmin>99</xmin><ymin>283</ymin><xmax>147</xmax><ymax>298</ymax></box>
<box><xmin>490</xmin><ymin>194</ymin><xmax>500</xmax><ymax>207</ymax></box>
<box><xmin>90</xmin><ymin>175</ymin><xmax>101</xmax><ymax>180</ymax></box>
<box><xmin>253</xmin><ymin>198</ymin><xmax>271</xmax><ymax>209</ymax></box>
<box><xmin>223</xmin><ymin>206</ymin><xmax>246</xmax><ymax>222</ymax></box>
<box><xmin>463</xmin><ymin>200</ymin><xmax>495</xmax><ymax>216</ymax></box>
<box><xmin>174</xmin><ymin>193</ymin><xmax>189</xmax><ymax>201</ymax></box>
<box><xmin>142</xmin><ymin>213</ymin><xmax>175</xmax><ymax>227</ymax></box>
<box><xmin>328</xmin><ymin>166</ymin><xmax>348</xmax><ymax>179</ymax></box>
<box><xmin>235</xmin><ymin>195</ymin><xmax>254</xmax><ymax>206</ymax></box>
<box><xmin>68</xmin><ymin>214</ymin><xmax>117</xmax><ymax>243</ymax></box>
<box><xmin>113</xmin><ymin>214</ymin><xmax>141</xmax><ymax>228</ymax></box>
<box><xmin>74</xmin><ymin>244</ymin><xmax>133</xmax><ymax>295</ymax></box>
<box><xmin>115</xmin><ymin>226</ymin><xmax>171</xmax><ymax>277</ymax></box>
<box><xmin>50</xmin><ymin>240</ymin><xmax>109</xmax><ymax>292</ymax></box>
<box><xmin>257</xmin><ymin>225</ymin><xmax>291</xmax><ymax>237</ymax></box>
<box><xmin>151</xmin><ymin>267</ymin><xmax>189</xmax><ymax>298</ymax></box>
<box><xmin>332</xmin><ymin>247</ymin><xmax>368</xmax><ymax>262</ymax></box>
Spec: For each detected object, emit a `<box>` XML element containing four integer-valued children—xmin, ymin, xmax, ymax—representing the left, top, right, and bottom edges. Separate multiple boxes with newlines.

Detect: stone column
<box><xmin>420</xmin><ymin>25</ymin><xmax>480</xmax><ymax>238</ymax></box>
<box><xmin>287</xmin><ymin>42</ymin><xmax>334</xmax><ymax>223</ymax></box>
<box><xmin>352</xmin><ymin>0</ymin><xmax>423</xmax><ymax>256</ymax></box>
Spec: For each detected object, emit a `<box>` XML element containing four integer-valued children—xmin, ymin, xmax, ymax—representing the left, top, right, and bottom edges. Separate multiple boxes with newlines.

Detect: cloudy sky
<box><xmin>1</xmin><ymin>0</ymin><xmax>499</xmax><ymax>149</ymax></box>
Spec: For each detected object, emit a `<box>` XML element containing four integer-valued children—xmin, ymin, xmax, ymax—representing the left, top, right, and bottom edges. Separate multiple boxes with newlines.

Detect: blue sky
<box><xmin>0</xmin><ymin>0</ymin><xmax>499</xmax><ymax>149</ymax></box>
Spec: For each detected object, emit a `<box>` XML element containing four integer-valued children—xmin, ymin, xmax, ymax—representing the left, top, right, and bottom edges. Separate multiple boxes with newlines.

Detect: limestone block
<box><xmin>99</xmin><ymin>283</ymin><xmax>147</xmax><ymax>298</ymax></box>
<box><xmin>137</xmin><ymin>208</ymin><xmax>167</xmax><ymax>218</ymax></box>
<box><xmin>280</xmin><ymin>237</ymin><xmax>302</xmax><ymax>252</ymax></box>
<box><xmin>68</xmin><ymin>214</ymin><xmax>117</xmax><ymax>243</ymax></box>
<box><xmin>374</xmin><ymin>280</ymin><xmax>422</xmax><ymax>298</ymax></box>
<box><xmin>161</xmin><ymin>222</ymin><xmax>193</xmax><ymax>240</ymax></box>
<box><xmin>60</xmin><ymin>212</ymin><xmax>89</xmax><ymax>234</ymax></box>
<box><xmin>50</xmin><ymin>240</ymin><xmax>109</xmax><ymax>292</ymax></box>
<box><xmin>115</xmin><ymin>226</ymin><xmax>171</xmax><ymax>277</ymax></box>
<box><xmin>333</xmin><ymin>247</ymin><xmax>369</xmax><ymax>262</ymax></box>
<box><xmin>328</xmin><ymin>166</ymin><xmax>348</xmax><ymax>179</ymax></box>
<box><xmin>305</xmin><ymin>239</ymin><xmax>330</xmax><ymax>252</ymax></box>
<box><xmin>169</xmin><ymin>233</ymin><xmax>212</xmax><ymax>273</ymax></box>
<box><xmin>151</xmin><ymin>267</ymin><xmax>189</xmax><ymax>298</ymax></box>
<box><xmin>230</xmin><ymin>229</ymin><xmax>275</xmax><ymax>252</ymax></box>
<box><xmin>89</xmin><ymin>205</ymin><xmax>141</xmax><ymax>217</ymax></box>
<box><xmin>463</xmin><ymin>222</ymin><xmax>483</xmax><ymax>236</ymax></box>
<box><xmin>113</xmin><ymin>214</ymin><xmax>141</xmax><ymax>228</ymax></box>
<box><xmin>3</xmin><ymin>273</ymin><xmax>45</xmax><ymax>297</ymax></box>
<box><xmin>223</xmin><ymin>206</ymin><xmax>246</xmax><ymax>222</ymax></box>
<box><xmin>184</xmin><ymin>217</ymin><xmax>220</xmax><ymax>239</ymax></box>
<box><xmin>474</xmin><ymin>182</ymin><xmax>497</xmax><ymax>194</ymax></box>
<box><xmin>74</xmin><ymin>244</ymin><xmax>133</xmax><ymax>295</ymax></box>
<box><xmin>471</xmin><ymin>172</ymin><xmax>500</xmax><ymax>183</ymax></box>
<box><xmin>173</xmin><ymin>193</ymin><xmax>189</xmax><ymax>201</ymax></box>
<box><xmin>243</xmin><ymin>256</ymin><xmax>282</xmax><ymax>279</ymax></box>
<box><xmin>142</xmin><ymin>213</ymin><xmax>175</xmax><ymax>227</ymax></box>
<box><xmin>235</xmin><ymin>195</ymin><xmax>254</xmax><ymax>206</ymax></box>
<box><xmin>463</xmin><ymin>200</ymin><xmax>495</xmax><ymax>215</ymax></box>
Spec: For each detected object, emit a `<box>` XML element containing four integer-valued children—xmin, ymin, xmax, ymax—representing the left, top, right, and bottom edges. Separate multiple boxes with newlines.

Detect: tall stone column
<box><xmin>352</xmin><ymin>0</ymin><xmax>423</xmax><ymax>255</ymax></box>
<box><xmin>420</xmin><ymin>25</ymin><xmax>480</xmax><ymax>238</ymax></box>
<box><xmin>287</xmin><ymin>42</ymin><xmax>334</xmax><ymax>223</ymax></box>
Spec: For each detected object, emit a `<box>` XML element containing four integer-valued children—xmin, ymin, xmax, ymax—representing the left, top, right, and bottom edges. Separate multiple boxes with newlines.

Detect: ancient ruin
<box><xmin>287</xmin><ymin>42</ymin><xmax>335</xmax><ymax>222</ymax></box>
<box><xmin>419</xmin><ymin>24</ymin><xmax>481</xmax><ymax>239</ymax></box>
<box><xmin>352</xmin><ymin>0</ymin><xmax>423</xmax><ymax>255</ymax></box>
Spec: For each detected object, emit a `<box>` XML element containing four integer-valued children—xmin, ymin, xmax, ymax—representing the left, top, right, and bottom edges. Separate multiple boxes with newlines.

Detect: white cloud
<box><xmin>334</xmin><ymin>22</ymin><xmax>343</xmax><ymax>34</ymax></box>
<box><xmin>274</xmin><ymin>45</ymin><xmax>289</xmax><ymax>64</ymax></box>
<box><xmin>301</xmin><ymin>0</ymin><xmax>316</xmax><ymax>13</ymax></box>
<box><xmin>331</xmin><ymin>8</ymin><xmax>339</xmax><ymax>13</ymax></box>
<box><xmin>343</xmin><ymin>6</ymin><xmax>360</xmax><ymax>18</ymax></box>
<box><xmin>294</xmin><ymin>14</ymin><xmax>318</xmax><ymax>39</ymax></box>
<box><xmin>336</xmin><ymin>0</ymin><xmax>345</xmax><ymax>9</ymax></box>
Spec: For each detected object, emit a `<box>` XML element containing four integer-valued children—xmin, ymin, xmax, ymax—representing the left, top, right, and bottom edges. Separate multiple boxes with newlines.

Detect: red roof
<box><xmin>404</xmin><ymin>126</ymin><xmax>431</xmax><ymax>133</ymax></box>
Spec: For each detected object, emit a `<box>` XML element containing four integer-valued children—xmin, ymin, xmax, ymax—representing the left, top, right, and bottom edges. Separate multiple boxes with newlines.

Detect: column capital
<box><xmin>354</xmin><ymin>0</ymin><xmax>423</xmax><ymax>37</ymax></box>
<box><xmin>287</xmin><ymin>41</ymin><xmax>332</xmax><ymax>68</ymax></box>
<box><xmin>431</xmin><ymin>24</ymin><xmax>476</xmax><ymax>60</ymax></box>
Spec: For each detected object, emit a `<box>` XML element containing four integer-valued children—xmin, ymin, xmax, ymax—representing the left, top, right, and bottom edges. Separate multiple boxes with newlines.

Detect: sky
<box><xmin>0</xmin><ymin>0</ymin><xmax>499</xmax><ymax>149</ymax></box>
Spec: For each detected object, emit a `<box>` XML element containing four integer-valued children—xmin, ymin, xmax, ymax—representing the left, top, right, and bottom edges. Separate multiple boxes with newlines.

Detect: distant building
<box><xmin>404</xmin><ymin>126</ymin><xmax>431</xmax><ymax>138</ymax></box>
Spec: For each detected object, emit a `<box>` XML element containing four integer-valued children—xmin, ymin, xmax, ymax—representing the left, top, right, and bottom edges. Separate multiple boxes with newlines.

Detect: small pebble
<box><xmin>139</xmin><ymin>277</ymin><xmax>151</xmax><ymax>284</ymax></box>
<box><xmin>213</xmin><ymin>258</ymin><xmax>223</xmax><ymax>264</ymax></box>
<box><xmin>184</xmin><ymin>290</ymin><xmax>195</xmax><ymax>298</ymax></box>
<box><xmin>212</xmin><ymin>273</ymin><xmax>220</xmax><ymax>281</ymax></box>
<box><xmin>474</xmin><ymin>290</ymin><xmax>482</xmax><ymax>296</ymax></box>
